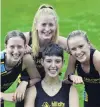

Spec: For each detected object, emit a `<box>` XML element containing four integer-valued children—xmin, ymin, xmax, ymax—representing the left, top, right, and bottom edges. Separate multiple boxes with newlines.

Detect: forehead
<box><xmin>44</xmin><ymin>55</ymin><xmax>62</xmax><ymax>60</ymax></box>
<box><xmin>68</xmin><ymin>36</ymin><xmax>87</xmax><ymax>46</ymax></box>
<box><xmin>7</xmin><ymin>37</ymin><xmax>24</xmax><ymax>45</ymax></box>
<box><xmin>37</xmin><ymin>15</ymin><xmax>56</xmax><ymax>23</ymax></box>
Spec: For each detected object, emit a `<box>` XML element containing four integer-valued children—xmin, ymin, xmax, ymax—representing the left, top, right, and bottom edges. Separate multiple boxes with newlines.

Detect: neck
<box><xmin>39</xmin><ymin>39</ymin><xmax>52</xmax><ymax>48</ymax></box>
<box><xmin>5</xmin><ymin>55</ymin><xmax>18</xmax><ymax>69</ymax></box>
<box><xmin>43</xmin><ymin>75</ymin><xmax>61</xmax><ymax>86</ymax></box>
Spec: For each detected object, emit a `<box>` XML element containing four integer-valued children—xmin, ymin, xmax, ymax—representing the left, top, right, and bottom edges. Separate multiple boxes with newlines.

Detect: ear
<box><xmin>41</xmin><ymin>58</ymin><xmax>44</xmax><ymax>66</ymax></box>
<box><xmin>87</xmin><ymin>41</ymin><xmax>91</xmax><ymax>48</ymax></box>
<box><xmin>24</xmin><ymin>44</ymin><xmax>27</xmax><ymax>49</ymax></box>
<box><xmin>5</xmin><ymin>44</ymin><xmax>7</xmax><ymax>49</ymax></box>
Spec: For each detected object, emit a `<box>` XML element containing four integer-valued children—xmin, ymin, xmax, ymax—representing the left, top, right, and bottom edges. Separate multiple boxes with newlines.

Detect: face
<box><xmin>42</xmin><ymin>56</ymin><xmax>63</xmax><ymax>77</ymax></box>
<box><xmin>68</xmin><ymin>36</ymin><xmax>90</xmax><ymax>63</ymax></box>
<box><xmin>6</xmin><ymin>37</ymin><xmax>26</xmax><ymax>64</ymax></box>
<box><xmin>36</xmin><ymin>15</ymin><xmax>57</xmax><ymax>42</ymax></box>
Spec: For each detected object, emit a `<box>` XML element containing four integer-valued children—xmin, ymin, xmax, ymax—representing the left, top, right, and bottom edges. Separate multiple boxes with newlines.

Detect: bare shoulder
<box><xmin>93</xmin><ymin>50</ymin><xmax>100</xmax><ymax>73</ymax></box>
<box><xmin>70</xmin><ymin>85</ymin><xmax>77</xmax><ymax>93</ymax></box>
<box><xmin>26</xmin><ymin>85</ymin><xmax>37</xmax><ymax>99</ymax></box>
<box><xmin>58</xmin><ymin>36</ymin><xmax>67</xmax><ymax>50</ymax></box>
<box><xmin>69</xmin><ymin>85</ymin><xmax>79</xmax><ymax>107</ymax></box>
<box><xmin>23</xmin><ymin>32</ymin><xmax>30</xmax><ymax>36</ymax></box>
<box><xmin>23</xmin><ymin>32</ymin><xmax>30</xmax><ymax>44</ymax></box>
<box><xmin>23</xmin><ymin>54</ymin><xmax>33</xmax><ymax>63</ymax></box>
<box><xmin>22</xmin><ymin>54</ymin><xmax>34</xmax><ymax>69</ymax></box>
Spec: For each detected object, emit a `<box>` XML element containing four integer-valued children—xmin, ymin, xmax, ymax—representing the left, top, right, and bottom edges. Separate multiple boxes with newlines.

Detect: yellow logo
<box><xmin>42</xmin><ymin>102</ymin><xmax>50</xmax><ymax>107</ymax></box>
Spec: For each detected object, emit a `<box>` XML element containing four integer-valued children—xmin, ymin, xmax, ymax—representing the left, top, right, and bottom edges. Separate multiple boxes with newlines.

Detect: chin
<box><xmin>78</xmin><ymin>58</ymin><xmax>87</xmax><ymax>63</ymax></box>
<box><xmin>48</xmin><ymin>73</ymin><xmax>58</xmax><ymax>77</ymax></box>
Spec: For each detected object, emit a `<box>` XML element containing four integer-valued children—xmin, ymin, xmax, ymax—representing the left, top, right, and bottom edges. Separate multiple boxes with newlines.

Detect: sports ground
<box><xmin>1</xmin><ymin>0</ymin><xmax>100</xmax><ymax>107</ymax></box>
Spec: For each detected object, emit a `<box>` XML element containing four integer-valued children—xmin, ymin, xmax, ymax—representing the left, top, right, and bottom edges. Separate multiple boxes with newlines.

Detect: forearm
<box><xmin>1</xmin><ymin>92</ymin><xmax>14</xmax><ymax>102</ymax></box>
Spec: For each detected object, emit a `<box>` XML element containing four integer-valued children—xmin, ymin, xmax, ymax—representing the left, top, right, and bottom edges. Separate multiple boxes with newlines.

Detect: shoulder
<box><xmin>22</xmin><ymin>54</ymin><xmax>34</xmax><ymax>68</ymax></box>
<box><xmin>93</xmin><ymin>50</ymin><xmax>100</xmax><ymax>60</ymax></box>
<box><xmin>93</xmin><ymin>50</ymin><xmax>100</xmax><ymax>73</ymax></box>
<box><xmin>58</xmin><ymin>36</ymin><xmax>67</xmax><ymax>51</ymax></box>
<box><xmin>23</xmin><ymin>32</ymin><xmax>31</xmax><ymax>44</ymax></box>
<box><xmin>23</xmin><ymin>54</ymin><xmax>33</xmax><ymax>62</ymax></box>
<box><xmin>69</xmin><ymin>85</ymin><xmax>79</xmax><ymax>107</ymax></box>
<box><xmin>26</xmin><ymin>85</ymin><xmax>37</xmax><ymax>100</ymax></box>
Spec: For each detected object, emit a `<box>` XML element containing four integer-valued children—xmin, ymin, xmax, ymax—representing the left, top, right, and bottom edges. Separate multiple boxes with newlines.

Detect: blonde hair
<box><xmin>31</xmin><ymin>4</ymin><xmax>59</xmax><ymax>57</ymax></box>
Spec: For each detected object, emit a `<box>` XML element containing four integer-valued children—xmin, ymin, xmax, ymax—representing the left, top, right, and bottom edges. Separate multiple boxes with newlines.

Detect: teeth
<box><xmin>77</xmin><ymin>54</ymin><xmax>84</xmax><ymax>58</ymax></box>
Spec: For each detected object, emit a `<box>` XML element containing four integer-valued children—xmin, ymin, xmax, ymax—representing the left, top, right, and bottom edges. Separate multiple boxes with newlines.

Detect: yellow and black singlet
<box><xmin>0</xmin><ymin>51</ymin><xmax>23</xmax><ymax>92</ymax></box>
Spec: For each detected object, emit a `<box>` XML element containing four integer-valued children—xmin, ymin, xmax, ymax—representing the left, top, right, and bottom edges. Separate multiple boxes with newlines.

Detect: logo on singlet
<box><xmin>42</xmin><ymin>101</ymin><xmax>65</xmax><ymax>107</ymax></box>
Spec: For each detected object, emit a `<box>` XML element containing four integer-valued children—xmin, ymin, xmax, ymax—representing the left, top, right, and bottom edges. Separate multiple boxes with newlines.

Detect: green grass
<box><xmin>1</xmin><ymin>0</ymin><xmax>100</xmax><ymax>107</ymax></box>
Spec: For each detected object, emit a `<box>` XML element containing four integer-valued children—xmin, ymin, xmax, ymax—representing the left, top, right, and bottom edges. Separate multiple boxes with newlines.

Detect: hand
<box><xmin>24</xmin><ymin>45</ymin><xmax>32</xmax><ymax>54</ymax></box>
<box><xmin>13</xmin><ymin>81</ymin><xmax>28</xmax><ymax>102</ymax></box>
<box><xmin>70</xmin><ymin>75</ymin><xmax>84</xmax><ymax>84</ymax></box>
<box><xmin>0</xmin><ymin>92</ymin><xmax>3</xmax><ymax>102</ymax></box>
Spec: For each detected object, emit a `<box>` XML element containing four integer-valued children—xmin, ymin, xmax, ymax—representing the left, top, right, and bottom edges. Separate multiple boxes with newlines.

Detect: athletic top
<box><xmin>76</xmin><ymin>49</ymin><xmax>100</xmax><ymax>106</ymax></box>
<box><xmin>35</xmin><ymin>81</ymin><xmax>71</xmax><ymax>107</ymax></box>
<box><xmin>0</xmin><ymin>51</ymin><xmax>23</xmax><ymax>92</ymax></box>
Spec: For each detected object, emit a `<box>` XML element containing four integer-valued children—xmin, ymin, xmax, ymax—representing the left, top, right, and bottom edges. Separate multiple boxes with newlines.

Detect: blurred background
<box><xmin>1</xmin><ymin>0</ymin><xmax>100</xmax><ymax>107</ymax></box>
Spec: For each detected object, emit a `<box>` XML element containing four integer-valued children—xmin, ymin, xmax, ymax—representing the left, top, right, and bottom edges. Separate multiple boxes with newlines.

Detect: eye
<box><xmin>18</xmin><ymin>45</ymin><xmax>22</xmax><ymax>49</ymax></box>
<box><xmin>71</xmin><ymin>47</ymin><xmax>76</xmax><ymax>51</ymax></box>
<box><xmin>79</xmin><ymin>45</ymin><xmax>83</xmax><ymax>48</ymax></box>
<box><xmin>42</xmin><ymin>23</ymin><xmax>46</xmax><ymax>27</ymax></box>
<box><xmin>55</xmin><ymin>60</ymin><xmax>62</xmax><ymax>64</ymax></box>
<box><xmin>49</xmin><ymin>23</ymin><xmax>53</xmax><ymax>27</ymax></box>
<box><xmin>10</xmin><ymin>45</ymin><xmax>14</xmax><ymax>49</ymax></box>
<box><xmin>46</xmin><ymin>60</ymin><xmax>52</xmax><ymax>63</ymax></box>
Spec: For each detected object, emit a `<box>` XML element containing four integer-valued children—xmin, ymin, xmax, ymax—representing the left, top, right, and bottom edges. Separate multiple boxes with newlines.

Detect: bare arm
<box><xmin>0</xmin><ymin>92</ymin><xmax>15</xmax><ymax>102</ymax></box>
<box><xmin>69</xmin><ymin>86</ymin><xmax>79</xmax><ymax>107</ymax></box>
<box><xmin>93</xmin><ymin>50</ymin><xmax>100</xmax><ymax>75</ymax></box>
<box><xmin>23</xmin><ymin>54</ymin><xmax>41</xmax><ymax>81</ymax></box>
<box><xmin>24</xmin><ymin>86</ymin><xmax>36</xmax><ymax>107</ymax></box>
<box><xmin>58</xmin><ymin>36</ymin><xmax>68</xmax><ymax>51</ymax></box>
<box><xmin>23</xmin><ymin>32</ymin><xmax>30</xmax><ymax>45</ymax></box>
<box><xmin>14</xmin><ymin>54</ymin><xmax>40</xmax><ymax>101</ymax></box>
<box><xmin>64</xmin><ymin>55</ymin><xmax>76</xmax><ymax>83</ymax></box>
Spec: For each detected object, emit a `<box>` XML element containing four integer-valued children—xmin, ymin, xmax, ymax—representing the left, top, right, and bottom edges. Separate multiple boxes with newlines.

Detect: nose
<box><xmin>51</xmin><ymin>61</ymin><xmax>56</xmax><ymax>67</ymax></box>
<box><xmin>13</xmin><ymin>47</ymin><xmax>19</xmax><ymax>54</ymax></box>
<box><xmin>45</xmin><ymin>25</ymin><xmax>50</xmax><ymax>31</ymax></box>
<box><xmin>76</xmin><ymin>48</ymin><xmax>81</xmax><ymax>55</ymax></box>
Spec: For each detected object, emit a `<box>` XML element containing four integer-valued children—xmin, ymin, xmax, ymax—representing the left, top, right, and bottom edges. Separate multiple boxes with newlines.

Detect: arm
<box><xmin>0</xmin><ymin>92</ymin><xmax>15</xmax><ymax>102</ymax></box>
<box><xmin>64</xmin><ymin>55</ymin><xmax>83</xmax><ymax>84</ymax></box>
<box><xmin>58</xmin><ymin>36</ymin><xmax>68</xmax><ymax>51</ymax></box>
<box><xmin>14</xmin><ymin>54</ymin><xmax>40</xmax><ymax>101</ymax></box>
<box><xmin>23</xmin><ymin>32</ymin><xmax>32</xmax><ymax>54</ymax></box>
<box><xmin>93</xmin><ymin>50</ymin><xmax>100</xmax><ymax>75</ymax></box>
<box><xmin>24</xmin><ymin>86</ymin><xmax>36</xmax><ymax>107</ymax></box>
<box><xmin>22</xmin><ymin>54</ymin><xmax>41</xmax><ymax>81</ymax></box>
<box><xmin>69</xmin><ymin>86</ymin><xmax>79</xmax><ymax>107</ymax></box>
<box><xmin>63</xmin><ymin>55</ymin><xmax>76</xmax><ymax>83</ymax></box>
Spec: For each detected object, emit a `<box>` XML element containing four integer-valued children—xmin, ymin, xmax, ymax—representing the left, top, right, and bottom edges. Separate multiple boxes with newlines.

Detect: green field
<box><xmin>1</xmin><ymin>0</ymin><xmax>100</xmax><ymax>107</ymax></box>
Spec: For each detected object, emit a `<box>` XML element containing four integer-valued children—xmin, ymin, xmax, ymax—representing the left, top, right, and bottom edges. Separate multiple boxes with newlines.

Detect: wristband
<box><xmin>68</xmin><ymin>73</ymin><xmax>74</xmax><ymax>82</ymax></box>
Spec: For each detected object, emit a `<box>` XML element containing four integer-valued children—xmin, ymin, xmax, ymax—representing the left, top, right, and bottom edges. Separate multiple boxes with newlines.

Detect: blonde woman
<box><xmin>16</xmin><ymin>4</ymin><xmax>69</xmax><ymax>107</ymax></box>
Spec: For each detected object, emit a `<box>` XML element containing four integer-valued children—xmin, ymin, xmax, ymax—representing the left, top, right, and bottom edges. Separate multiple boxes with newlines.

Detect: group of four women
<box><xmin>1</xmin><ymin>4</ymin><xmax>100</xmax><ymax>107</ymax></box>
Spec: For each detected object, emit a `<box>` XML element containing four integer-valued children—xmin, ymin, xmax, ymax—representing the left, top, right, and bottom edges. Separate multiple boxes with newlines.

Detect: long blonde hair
<box><xmin>31</xmin><ymin>4</ymin><xmax>59</xmax><ymax>57</ymax></box>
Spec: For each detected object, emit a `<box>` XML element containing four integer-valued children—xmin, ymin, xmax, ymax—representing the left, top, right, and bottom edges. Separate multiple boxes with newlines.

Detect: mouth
<box><xmin>11</xmin><ymin>54</ymin><xmax>21</xmax><ymax>60</ymax></box>
<box><xmin>43</xmin><ymin>31</ymin><xmax>52</xmax><ymax>36</ymax></box>
<box><xmin>49</xmin><ymin>69</ymin><xmax>58</xmax><ymax>74</ymax></box>
<box><xmin>76</xmin><ymin>54</ymin><xmax>84</xmax><ymax>59</ymax></box>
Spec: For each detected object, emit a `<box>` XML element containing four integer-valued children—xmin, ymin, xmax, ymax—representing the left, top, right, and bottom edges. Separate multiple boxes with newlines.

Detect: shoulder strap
<box><xmin>0</xmin><ymin>51</ymin><xmax>6</xmax><ymax>73</ymax></box>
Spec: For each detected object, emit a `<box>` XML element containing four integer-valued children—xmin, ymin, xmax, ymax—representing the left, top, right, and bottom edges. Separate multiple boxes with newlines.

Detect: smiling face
<box><xmin>6</xmin><ymin>37</ymin><xmax>26</xmax><ymax>64</ymax></box>
<box><xmin>68</xmin><ymin>36</ymin><xmax>90</xmax><ymax>63</ymax></box>
<box><xmin>42</xmin><ymin>55</ymin><xmax>63</xmax><ymax>77</ymax></box>
<box><xmin>36</xmin><ymin>15</ymin><xmax>57</xmax><ymax>42</ymax></box>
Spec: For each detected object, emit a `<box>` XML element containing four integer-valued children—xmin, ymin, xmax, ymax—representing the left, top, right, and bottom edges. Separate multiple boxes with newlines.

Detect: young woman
<box><xmin>66</xmin><ymin>30</ymin><xmax>100</xmax><ymax>107</ymax></box>
<box><xmin>0</xmin><ymin>30</ymin><xmax>40</xmax><ymax>107</ymax></box>
<box><xmin>16</xmin><ymin>4</ymin><xmax>69</xmax><ymax>107</ymax></box>
<box><xmin>24</xmin><ymin>44</ymin><xmax>79</xmax><ymax>107</ymax></box>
